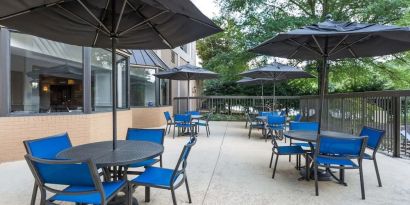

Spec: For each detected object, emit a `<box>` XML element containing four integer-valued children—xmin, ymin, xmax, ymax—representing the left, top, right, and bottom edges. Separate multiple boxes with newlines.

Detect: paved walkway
<box><xmin>1</xmin><ymin>121</ymin><xmax>410</xmax><ymax>204</ymax></box>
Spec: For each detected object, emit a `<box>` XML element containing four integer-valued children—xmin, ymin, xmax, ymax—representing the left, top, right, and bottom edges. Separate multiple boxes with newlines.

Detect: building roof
<box><xmin>129</xmin><ymin>50</ymin><xmax>169</xmax><ymax>70</ymax></box>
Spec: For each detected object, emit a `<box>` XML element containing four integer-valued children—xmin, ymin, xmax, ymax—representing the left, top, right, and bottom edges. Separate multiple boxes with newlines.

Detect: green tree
<box><xmin>197</xmin><ymin>0</ymin><xmax>410</xmax><ymax>96</ymax></box>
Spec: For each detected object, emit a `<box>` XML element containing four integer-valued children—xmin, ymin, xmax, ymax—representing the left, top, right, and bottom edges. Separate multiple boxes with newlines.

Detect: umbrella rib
<box><xmin>114</xmin><ymin>0</ymin><xmax>128</xmax><ymax>33</ymax></box>
<box><xmin>76</xmin><ymin>0</ymin><xmax>111</xmax><ymax>34</ymax></box>
<box><xmin>328</xmin><ymin>35</ymin><xmax>349</xmax><ymax>55</ymax></box>
<box><xmin>127</xmin><ymin>1</ymin><xmax>173</xmax><ymax>48</ymax></box>
<box><xmin>92</xmin><ymin>0</ymin><xmax>111</xmax><ymax>46</ymax></box>
<box><xmin>329</xmin><ymin>34</ymin><xmax>371</xmax><ymax>57</ymax></box>
<box><xmin>288</xmin><ymin>38</ymin><xmax>322</xmax><ymax>57</ymax></box>
<box><xmin>0</xmin><ymin>0</ymin><xmax>65</xmax><ymax>21</ymax></box>
<box><xmin>312</xmin><ymin>35</ymin><xmax>324</xmax><ymax>55</ymax></box>
<box><xmin>288</xmin><ymin>46</ymin><xmax>301</xmax><ymax>59</ymax></box>
<box><xmin>57</xmin><ymin>5</ymin><xmax>110</xmax><ymax>37</ymax></box>
<box><xmin>119</xmin><ymin>10</ymin><xmax>168</xmax><ymax>36</ymax></box>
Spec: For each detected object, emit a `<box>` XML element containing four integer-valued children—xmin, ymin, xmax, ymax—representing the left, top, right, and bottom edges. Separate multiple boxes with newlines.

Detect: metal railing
<box><xmin>174</xmin><ymin>90</ymin><xmax>410</xmax><ymax>158</ymax></box>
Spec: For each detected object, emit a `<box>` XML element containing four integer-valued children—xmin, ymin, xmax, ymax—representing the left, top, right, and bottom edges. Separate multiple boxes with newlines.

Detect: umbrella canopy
<box><xmin>240</xmin><ymin>63</ymin><xmax>315</xmax><ymax>109</ymax></box>
<box><xmin>251</xmin><ymin>16</ymin><xmax>410</xmax><ymax>132</ymax></box>
<box><xmin>155</xmin><ymin>64</ymin><xmax>218</xmax><ymax>111</ymax></box>
<box><xmin>0</xmin><ymin>0</ymin><xmax>221</xmax><ymax>149</ymax></box>
<box><xmin>240</xmin><ymin>62</ymin><xmax>314</xmax><ymax>80</ymax></box>
<box><xmin>154</xmin><ymin>64</ymin><xmax>218</xmax><ymax>80</ymax></box>
<box><xmin>237</xmin><ymin>77</ymin><xmax>280</xmax><ymax>86</ymax></box>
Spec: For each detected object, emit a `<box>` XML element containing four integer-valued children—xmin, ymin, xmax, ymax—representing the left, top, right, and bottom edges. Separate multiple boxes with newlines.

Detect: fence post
<box><xmin>393</xmin><ymin>96</ymin><xmax>401</xmax><ymax>157</ymax></box>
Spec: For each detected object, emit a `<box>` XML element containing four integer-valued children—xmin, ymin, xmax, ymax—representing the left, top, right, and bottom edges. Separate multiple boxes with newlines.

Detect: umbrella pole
<box><xmin>262</xmin><ymin>83</ymin><xmax>264</xmax><ymax>111</ymax></box>
<box><xmin>187</xmin><ymin>79</ymin><xmax>190</xmax><ymax>112</ymax></box>
<box><xmin>111</xmin><ymin>38</ymin><xmax>118</xmax><ymax>150</ymax></box>
<box><xmin>273</xmin><ymin>82</ymin><xmax>276</xmax><ymax>111</ymax></box>
<box><xmin>318</xmin><ymin>56</ymin><xmax>328</xmax><ymax>134</ymax></box>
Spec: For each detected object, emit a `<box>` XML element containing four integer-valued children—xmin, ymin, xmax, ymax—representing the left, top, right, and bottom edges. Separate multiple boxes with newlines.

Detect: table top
<box><xmin>283</xmin><ymin>130</ymin><xmax>358</xmax><ymax>142</ymax></box>
<box><xmin>57</xmin><ymin>140</ymin><xmax>164</xmax><ymax>167</ymax></box>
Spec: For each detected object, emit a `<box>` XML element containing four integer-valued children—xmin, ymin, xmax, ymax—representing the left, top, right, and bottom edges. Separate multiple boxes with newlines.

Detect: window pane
<box><xmin>10</xmin><ymin>32</ymin><xmax>83</xmax><ymax>114</ymax></box>
<box><xmin>130</xmin><ymin>67</ymin><xmax>156</xmax><ymax>107</ymax></box>
<box><xmin>161</xmin><ymin>79</ymin><xmax>170</xmax><ymax>105</ymax></box>
<box><xmin>91</xmin><ymin>48</ymin><xmax>127</xmax><ymax>111</ymax></box>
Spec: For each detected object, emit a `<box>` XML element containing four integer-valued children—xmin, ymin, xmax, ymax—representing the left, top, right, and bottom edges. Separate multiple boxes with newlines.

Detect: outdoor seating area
<box><xmin>2</xmin><ymin>121</ymin><xmax>410</xmax><ymax>205</ymax></box>
<box><xmin>1</xmin><ymin>1</ymin><xmax>410</xmax><ymax>205</ymax></box>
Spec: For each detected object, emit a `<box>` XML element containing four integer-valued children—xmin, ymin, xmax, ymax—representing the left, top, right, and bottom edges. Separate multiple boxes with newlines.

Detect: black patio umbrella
<box><xmin>250</xmin><ymin>16</ymin><xmax>410</xmax><ymax>132</ymax></box>
<box><xmin>240</xmin><ymin>62</ymin><xmax>315</xmax><ymax>108</ymax></box>
<box><xmin>0</xmin><ymin>0</ymin><xmax>221</xmax><ymax>149</ymax></box>
<box><xmin>154</xmin><ymin>64</ymin><xmax>218</xmax><ymax>111</ymax></box>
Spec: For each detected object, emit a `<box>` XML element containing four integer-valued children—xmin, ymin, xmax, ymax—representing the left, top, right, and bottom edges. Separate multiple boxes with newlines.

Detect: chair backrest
<box><xmin>186</xmin><ymin>111</ymin><xmax>200</xmax><ymax>115</ymax></box>
<box><xmin>316</xmin><ymin>135</ymin><xmax>368</xmax><ymax>159</ymax></box>
<box><xmin>294</xmin><ymin>114</ymin><xmax>302</xmax><ymax>122</ymax></box>
<box><xmin>126</xmin><ymin>128</ymin><xmax>165</xmax><ymax>145</ymax></box>
<box><xmin>279</xmin><ymin>110</ymin><xmax>286</xmax><ymax>116</ymax></box>
<box><xmin>171</xmin><ymin>137</ymin><xmax>197</xmax><ymax>185</ymax></box>
<box><xmin>24</xmin><ymin>133</ymin><xmax>72</xmax><ymax>159</ymax></box>
<box><xmin>359</xmin><ymin>126</ymin><xmax>385</xmax><ymax>151</ymax></box>
<box><xmin>164</xmin><ymin>111</ymin><xmax>172</xmax><ymax>121</ymax></box>
<box><xmin>174</xmin><ymin>114</ymin><xmax>191</xmax><ymax>123</ymax></box>
<box><xmin>25</xmin><ymin>155</ymin><xmax>103</xmax><ymax>196</ymax></box>
<box><xmin>289</xmin><ymin>122</ymin><xmax>319</xmax><ymax>131</ymax></box>
<box><xmin>267</xmin><ymin>116</ymin><xmax>286</xmax><ymax>125</ymax></box>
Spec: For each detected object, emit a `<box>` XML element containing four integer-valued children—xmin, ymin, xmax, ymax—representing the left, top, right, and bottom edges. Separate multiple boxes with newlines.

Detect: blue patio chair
<box><xmin>266</xmin><ymin>116</ymin><xmax>286</xmax><ymax>142</ymax></box>
<box><xmin>294</xmin><ymin>114</ymin><xmax>302</xmax><ymax>122</ymax></box>
<box><xmin>23</xmin><ymin>133</ymin><xmax>72</xmax><ymax>205</ymax></box>
<box><xmin>259</xmin><ymin>111</ymin><xmax>274</xmax><ymax>116</ymax></box>
<box><xmin>246</xmin><ymin>113</ymin><xmax>266</xmax><ymax>139</ymax></box>
<box><xmin>126</xmin><ymin>128</ymin><xmax>165</xmax><ymax>173</ymax></box>
<box><xmin>186</xmin><ymin>111</ymin><xmax>200</xmax><ymax>115</ymax></box>
<box><xmin>279</xmin><ymin>110</ymin><xmax>286</xmax><ymax>116</ymax></box>
<box><xmin>359</xmin><ymin>126</ymin><xmax>385</xmax><ymax>187</ymax></box>
<box><xmin>268</xmin><ymin>128</ymin><xmax>306</xmax><ymax>178</ymax></box>
<box><xmin>194</xmin><ymin>113</ymin><xmax>212</xmax><ymax>137</ymax></box>
<box><xmin>129</xmin><ymin>137</ymin><xmax>197</xmax><ymax>205</ymax></box>
<box><xmin>25</xmin><ymin>155</ymin><xmax>128</xmax><ymax>205</ymax></box>
<box><xmin>164</xmin><ymin>111</ymin><xmax>175</xmax><ymax>134</ymax></box>
<box><xmin>174</xmin><ymin>114</ymin><xmax>194</xmax><ymax>139</ymax></box>
<box><xmin>312</xmin><ymin>135</ymin><xmax>368</xmax><ymax>199</ymax></box>
<box><xmin>289</xmin><ymin>121</ymin><xmax>319</xmax><ymax>148</ymax></box>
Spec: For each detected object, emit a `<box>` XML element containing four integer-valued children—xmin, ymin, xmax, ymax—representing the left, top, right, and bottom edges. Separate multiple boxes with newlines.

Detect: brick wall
<box><xmin>131</xmin><ymin>106</ymin><xmax>173</xmax><ymax>128</ymax></box>
<box><xmin>0</xmin><ymin>110</ymin><xmax>133</xmax><ymax>162</ymax></box>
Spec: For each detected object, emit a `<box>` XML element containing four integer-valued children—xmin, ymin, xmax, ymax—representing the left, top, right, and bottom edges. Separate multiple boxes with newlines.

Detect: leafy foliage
<box><xmin>197</xmin><ymin>0</ymin><xmax>410</xmax><ymax>96</ymax></box>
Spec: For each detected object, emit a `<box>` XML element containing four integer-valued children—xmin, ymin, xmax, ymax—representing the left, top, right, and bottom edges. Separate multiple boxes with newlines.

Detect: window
<box><xmin>91</xmin><ymin>48</ymin><xmax>128</xmax><ymax>111</ymax></box>
<box><xmin>130</xmin><ymin>67</ymin><xmax>156</xmax><ymax>107</ymax></box>
<box><xmin>160</xmin><ymin>78</ymin><xmax>170</xmax><ymax>105</ymax></box>
<box><xmin>171</xmin><ymin>51</ymin><xmax>177</xmax><ymax>64</ymax></box>
<box><xmin>10</xmin><ymin>32</ymin><xmax>83</xmax><ymax>114</ymax></box>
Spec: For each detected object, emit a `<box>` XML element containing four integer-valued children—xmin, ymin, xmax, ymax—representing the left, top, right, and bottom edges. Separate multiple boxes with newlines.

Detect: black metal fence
<box><xmin>174</xmin><ymin>90</ymin><xmax>410</xmax><ymax>158</ymax></box>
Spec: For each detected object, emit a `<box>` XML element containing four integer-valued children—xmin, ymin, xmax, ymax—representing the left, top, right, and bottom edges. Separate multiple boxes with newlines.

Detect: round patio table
<box><xmin>283</xmin><ymin>130</ymin><xmax>358</xmax><ymax>184</ymax></box>
<box><xmin>57</xmin><ymin>140</ymin><xmax>164</xmax><ymax>205</ymax></box>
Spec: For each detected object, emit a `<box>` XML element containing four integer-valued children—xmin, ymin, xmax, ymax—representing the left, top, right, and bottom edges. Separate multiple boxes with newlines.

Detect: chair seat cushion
<box><xmin>363</xmin><ymin>153</ymin><xmax>373</xmax><ymax>160</ymax></box>
<box><xmin>316</xmin><ymin>156</ymin><xmax>358</xmax><ymax>168</ymax></box>
<box><xmin>292</xmin><ymin>142</ymin><xmax>315</xmax><ymax>148</ymax></box>
<box><xmin>175</xmin><ymin>123</ymin><xmax>193</xmax><ymax>128</ymax></box>
<box><xmin>50</xmin><ymin>180</ymin><xmax>125</xmax><ymax>204</ymax></box>
<box><xmin>276</xmin><ymin>146</ymin><xmax>305</xmax><ymax>155</ymax></box>
<box><xmin>268</xmin><ymin>125</ymin><xmax>284</xmax><ymax>130</ymax></box>
<box><xmin>131</xmin><ymin>166</ymin><xmax>175</xmax><ymax>188</ymax></box>
<box><xmin>128</xmin><ymin>158</ymin><xmax>159</xmax><ymax>168</ymax></box>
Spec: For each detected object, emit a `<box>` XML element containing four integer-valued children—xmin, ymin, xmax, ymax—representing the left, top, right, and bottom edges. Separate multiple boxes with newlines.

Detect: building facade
<box><xmin>0</xmin><ymin>27</ymin><xmax>198</xmax><ymax>162</ymax></box>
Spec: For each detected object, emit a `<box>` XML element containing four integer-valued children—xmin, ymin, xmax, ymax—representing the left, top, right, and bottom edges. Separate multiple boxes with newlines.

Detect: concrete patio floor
<box><xmin>1</xmin><ymin>121</ymin><xmax>410</xmax><ymax>205</ymax></box>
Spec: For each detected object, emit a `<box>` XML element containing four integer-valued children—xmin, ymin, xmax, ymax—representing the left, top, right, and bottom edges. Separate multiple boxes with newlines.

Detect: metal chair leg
<box><xmin>269</xmin><ymin>151</ymin><xmax>274</xmax><ymax>168</ymax></box>
<box><xmin>185</xmin><ymin>177</ymin><xmax>192</xmax><ymax>203</ymax></box>
<box><xmin>30</xmin><ymin>183</ymin><xmax>38</xmax><ymax>205</ymax></box>
<box><xmin>373</xmin><ymin>157</ymin><xmax>382</xmax><ymax>187</ymax></box>
<box><xmin>39</xmin><ymin>189</ymin><xmax>46</xmax><ymax>205</ymax></box>
<box><xmin>173</xmin><ymin>126</ymin><xmax>176</xmax><ymax>139</ymax></box>
<box><xmin>128</xmin><ymin>183</ymin><xmax>133</xmax><ymax>205</ymax></box>
<box><xmin>160</xmin><ymin>155</ymin><xmax>163</xmax><ymax>168</ymax></box>
<box><xmin>314</xmin><ymin>164</ymin><xmax>319</xmax><ymax>196</ymax></box>
<box><xmin>359</xmin><ymin>163</ymin><xmax>366</xmax><ymax>200</ymax></box>
<box><xmin>272</xmin><ymin>154</ymin><xmax>279</xmax><ymax>178</ymax></box>
<box><xmin>171</xmin><ymin>188</ymin><xmax>177</xmax><ymax>205</ymax></box>
<box><xmin>248</xmin><ymin>127</ymin><xmax>252</xmax><ymax>139</ymax></box>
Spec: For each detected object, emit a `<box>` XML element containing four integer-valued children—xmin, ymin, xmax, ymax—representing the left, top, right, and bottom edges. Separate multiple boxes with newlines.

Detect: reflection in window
<box><xmin>91</xmin><ymin>48</ymin><xmax>127</xmax><ymax>111</ymax></box>
<box><xmin>160</xmin><ymin>79</ymin><xmax>170</xmax><ymax>105</ymax></box>
<box><xmin>130</xmin><ymin>67</ymin><xmax>156</xmax><ymax>107</ymax></box>
<box><xmin>10</xmin><ymin>32</ymin><xmax>83</xmax><ymax>114</ymax></box>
